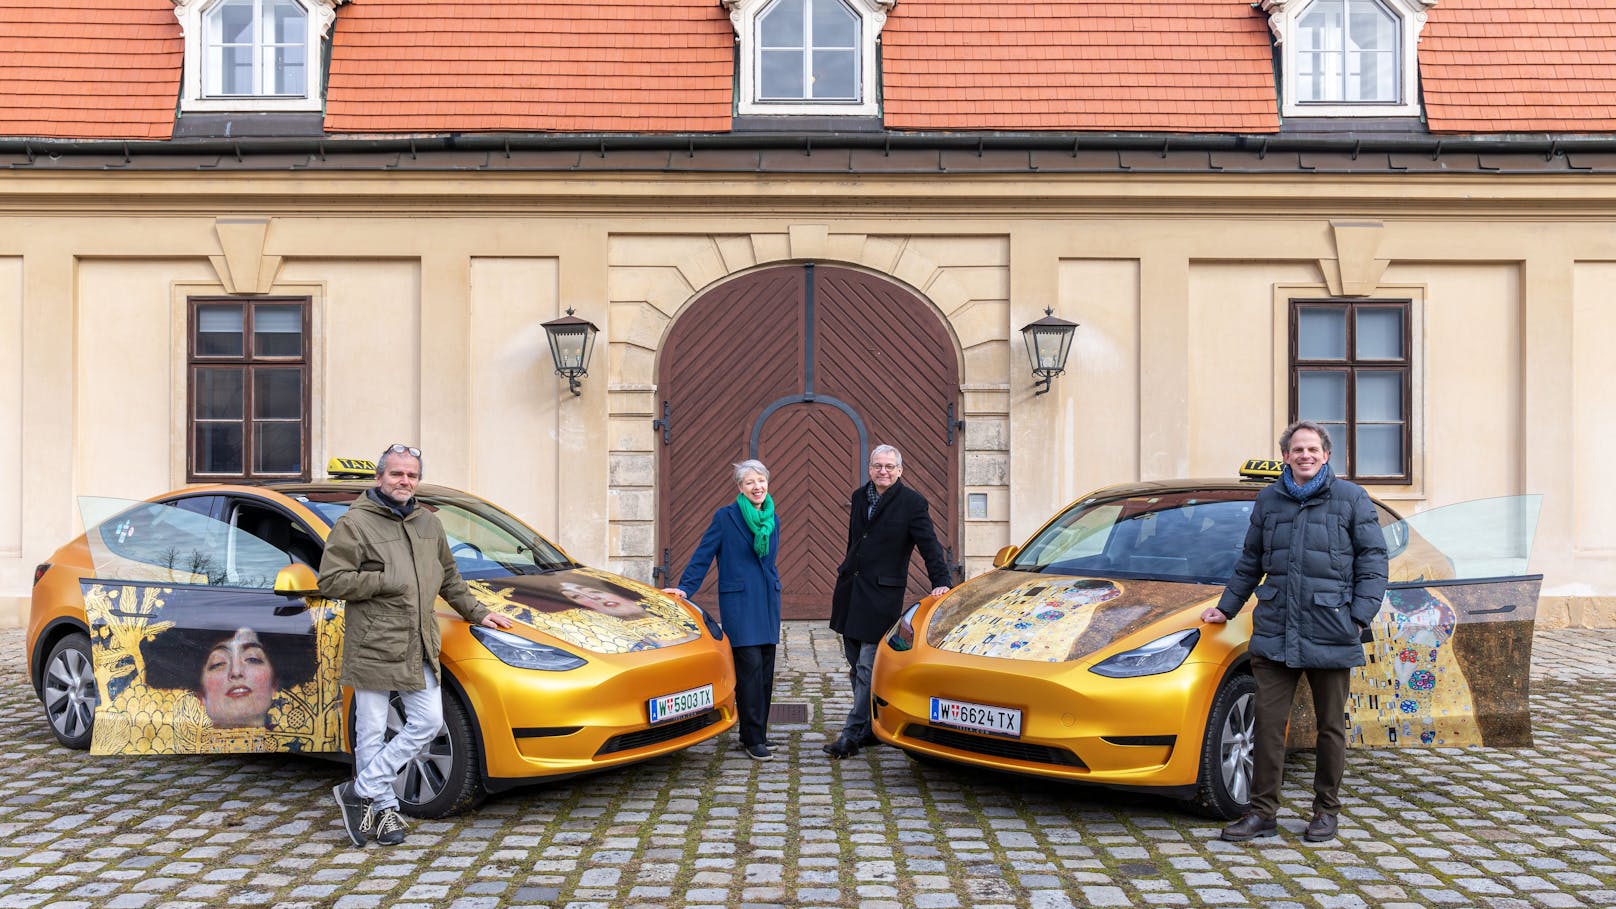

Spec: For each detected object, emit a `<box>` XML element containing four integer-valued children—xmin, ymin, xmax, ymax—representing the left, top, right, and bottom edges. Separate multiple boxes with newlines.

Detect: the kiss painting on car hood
<box><xmin>926</xmin><ymin>570</ymin><xmax>1221</xmax><ymax>663</ymax></box>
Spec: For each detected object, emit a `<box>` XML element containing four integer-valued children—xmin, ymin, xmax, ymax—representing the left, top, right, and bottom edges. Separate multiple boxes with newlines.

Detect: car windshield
<box><xmin>1009</xmin><ymin>490</ymin><xmax>1255</xmax><ymax>584</ymax></box>
<box><xmin>293</xmin><ymin>490</ymin><xmax>575</xmax><ymax>580</ymax></box>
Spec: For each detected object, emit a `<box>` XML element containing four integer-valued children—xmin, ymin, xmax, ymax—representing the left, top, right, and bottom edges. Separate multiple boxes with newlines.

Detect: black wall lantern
<box><xmin>540</xmin><ymin>308</ymin><xmax>599</xmax><ymax>396</ymax></box>
<box><xmin>1019</xmin><ymin>307</ymin><xmax>1078</xmax><ymax>396</ymax></box>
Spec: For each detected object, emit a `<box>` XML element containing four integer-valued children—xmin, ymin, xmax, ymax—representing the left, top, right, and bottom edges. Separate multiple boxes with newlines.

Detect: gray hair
<box><xmin>376</xmin><ymin>445</ymin><xmax>424</xmax><ymax>477</ymax></box>
<box><xmin>1279</xmin><ymin>420</ymin><xmax>1332</xmax><ymax>454</ymax></box>
<box><xmin>870</xmin><ymin>444</ymin><xmax>903</xmax><ymax>468</ymax></box>
<box><xmin>732</xmin><ymin>459</ymin><xmax>770</xmax><ymax>486</ymax></box>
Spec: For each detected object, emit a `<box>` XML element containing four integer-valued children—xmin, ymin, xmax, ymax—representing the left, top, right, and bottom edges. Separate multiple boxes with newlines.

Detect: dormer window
<box><xmin>725</xmin><ymin>0</ymin><xmax>892</xmax><ymax>117</ymax></box>
<box><xmin>1264</xmin><ymin>0</ymin><xmax>1433</xmax><ymax>118</ymax></box>
<box><xmin>175</xmin><ymin>0</ymin><xmax>342</xmax><ymax>112</ymax></box>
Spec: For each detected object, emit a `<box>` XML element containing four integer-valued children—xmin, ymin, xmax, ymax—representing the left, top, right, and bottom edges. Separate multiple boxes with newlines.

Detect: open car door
<box><xmin>78</xmin><ymin>497</ymin><xmax>345</xmax><ymax>756</ymax></box>
<box><xmin>1289</xmin><ymin>495</ymin><xmax>1543</xmax><ymax>749</ymax></box>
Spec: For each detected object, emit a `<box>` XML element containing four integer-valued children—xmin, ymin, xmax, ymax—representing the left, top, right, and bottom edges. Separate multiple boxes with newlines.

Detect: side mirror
<box><xmin>992</xmin><ymin>544</ymin><xmax>1020</xmax><ymax>569</ymax></box>
<box><xmin>274</xmin><ymin>563</ymin><xmax>320</xmax><ymax>597</ymax></box>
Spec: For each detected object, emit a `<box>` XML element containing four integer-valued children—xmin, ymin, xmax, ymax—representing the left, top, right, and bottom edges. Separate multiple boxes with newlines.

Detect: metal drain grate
<box><xmin>768</xmin><ymin>702</ymin><xmax>811</xmax><ymax>725</ymax></box>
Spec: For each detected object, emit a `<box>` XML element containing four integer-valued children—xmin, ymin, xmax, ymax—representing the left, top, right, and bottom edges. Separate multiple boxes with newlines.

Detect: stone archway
<box><xmin>654</xmin><ymin>262</ymin><xmax>963</xmax><ymax>619</ymax></box>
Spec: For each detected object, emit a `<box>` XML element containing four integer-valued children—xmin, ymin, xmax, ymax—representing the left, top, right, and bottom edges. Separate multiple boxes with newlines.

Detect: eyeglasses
<box><xmin>870</xmin><ymin>463</ymin><xmax>901</xmax><ymax>473</ymax></box>
<box><xmin>386</xmin><ymin>444</ymin><xmax>422</xmax><ymax>458</ymax></box>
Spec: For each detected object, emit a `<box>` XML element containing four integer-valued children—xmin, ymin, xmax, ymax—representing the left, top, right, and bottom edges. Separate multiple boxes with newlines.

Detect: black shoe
<box><xmin>1303</xmin><ymin>811</ymin><xmax>1339</xmax><ymax>843</ymax></box>
<box><xmin>858</xmin><ymin>732</ymin><xmax>881</xmax><ymax>749</ymax></box>
<box><xmin>1219</xmin><ymin>812</ymin><xmax>1278</xmax><ymax>842</ymax></box>
<box><xmin>745</xmin><ymin>743</ymin><xmax>773</xmax><ymax>761</ymax></box>
<box><xmin>821</xmin><ymin>735</ymin><xmax>860</xmax><ymax>759</ymax></box>
<box><xmin>332</xmin><ymin>781</ymin><xmax>373</xmax><ymax>847</ymax></box>
<box><xmin>374</xmin><ymin>807</ymin><xmax>408</xmax><ymax>846</ymax></box>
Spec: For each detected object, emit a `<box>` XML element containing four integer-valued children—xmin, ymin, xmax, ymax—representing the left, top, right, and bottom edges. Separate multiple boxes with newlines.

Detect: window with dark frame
<box><xmin>188</xmin><ymin>298</ymin><xmax>310</xmax><ymax>482</ymax></box>
<box><xmin>1289</xmin><ymin>299</ymin><xmax>1411</xmax><ymax>483</ymax></box>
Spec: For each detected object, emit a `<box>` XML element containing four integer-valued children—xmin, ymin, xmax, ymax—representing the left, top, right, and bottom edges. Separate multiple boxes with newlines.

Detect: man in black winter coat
<box><xmin>1202</xmin><ymin>421</ymin><xmax>1388</xmax><ymax>844</ymax></box>
<box><xmin>824</xmin><ymin>444</ymin><xmax>952</xmax><ymax>759</ymax></box>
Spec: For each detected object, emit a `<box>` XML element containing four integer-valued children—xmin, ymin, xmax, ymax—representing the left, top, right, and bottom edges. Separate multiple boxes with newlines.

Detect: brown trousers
<box><xmin>1249</xmin><ymin>654</ymin><xmax>1351</xmax><ymax>819</ymax></box>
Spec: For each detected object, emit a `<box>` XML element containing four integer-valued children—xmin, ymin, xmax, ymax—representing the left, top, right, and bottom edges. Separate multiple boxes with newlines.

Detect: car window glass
<box><xmin>1385</xmin><ymin>494</ymin><xmax>1542</xmax><ymax>582</ymax></box>
<box><xmin>291</xmin><ymin>490</ymin><xmax>572</xmax><ymax>579</ymax></box>
<box><xmin>1013</xmin><ymin>491</ymin><xmax>1254</xmax><ymax>584</ymax></box>
<box><xmin>229</xmin><ymin>500</ymin><xmax>323</xmax><ymax>568</ymax></box>
<box><xmin>80</xmin><ymin>496</ymin><xmax>291</xmax><ymax>588</ymax></box>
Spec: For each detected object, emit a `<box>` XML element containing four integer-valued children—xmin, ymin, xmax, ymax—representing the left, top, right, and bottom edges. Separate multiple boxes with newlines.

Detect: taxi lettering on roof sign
<box><xmin>1239</xmin><ymin>459</ymin><xmax>1283</xmax><ymax>480</ymax></box>
<box><xmin>327</xmin><ymin>457</ymin><xmax>377</xmax><ymax>478</ymax></box>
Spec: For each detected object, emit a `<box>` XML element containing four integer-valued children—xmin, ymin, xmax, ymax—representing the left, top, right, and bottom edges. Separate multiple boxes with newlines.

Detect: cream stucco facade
<box><xmin>2</xmin><ymin>168</ymin><xmax>1612</xmax><ymax>627</ymax></box>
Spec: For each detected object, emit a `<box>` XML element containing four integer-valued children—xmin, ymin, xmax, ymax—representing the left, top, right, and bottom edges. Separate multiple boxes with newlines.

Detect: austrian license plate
<box><xmin>929</xmin><ymin>696</ymin><xmax>1023</xmax><ymax>738</ymax></box>
<box><xmin>648</xmin><ymin>684</ymin><xmax>714</xmax><ymax>725</ymax></box>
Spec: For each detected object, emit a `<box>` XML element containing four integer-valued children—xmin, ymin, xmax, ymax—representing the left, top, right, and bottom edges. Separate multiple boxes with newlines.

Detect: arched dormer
<box><xmin>1264</xmin><ymin>0</ymin><xmax>1436</xmax><ymax>119</ymax></box>
<box><xmin>173</xmin><ymin>0</ymin><xmax>344</xmax><ymax>113</ymax></box>
<box><xmin>723</xmin><ymin>0</ymin><xmax>895</xmax><ymax>118</ymax></box>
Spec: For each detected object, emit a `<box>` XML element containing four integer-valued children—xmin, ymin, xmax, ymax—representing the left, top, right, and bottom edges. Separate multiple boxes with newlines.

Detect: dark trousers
<box><xmin>1250</xmin><ymin>654</ymin><xmax>1351</xmax><ymax>819</ymax></box>
<box><xmin>839</xmin><ymin>636</ymin><xmax>879</xmax><ymax>740</ymax></box>
<box><xmin>733</xmin><ymin>644</ymin><xmax>776</xmax><ymax>747</ymax></box>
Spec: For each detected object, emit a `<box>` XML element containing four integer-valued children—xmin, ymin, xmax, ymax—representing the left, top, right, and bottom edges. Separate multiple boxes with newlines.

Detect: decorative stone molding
<box><xmin>1260</xmin><ymin>0</ymin><xmax>1436</xmax><ymax>44</ymax></box>
<box><xmin>720</xmin><ymin>0</ymin><xmax>895</xmax><ymax>36</ymax></box>
<box><xmin>210</xmin><ymin>217</ymin><xmax>281</xmax><ymax>294</ymax></box>
<box><xmin>173</xmin><ymin>0</ymin><xmax>344</xmax><ymax>38</ymax></box>
<box><xmin>1326</xmin><ymin>221</ymin><xmax>1390</xmax><ymax>296</ymax></box>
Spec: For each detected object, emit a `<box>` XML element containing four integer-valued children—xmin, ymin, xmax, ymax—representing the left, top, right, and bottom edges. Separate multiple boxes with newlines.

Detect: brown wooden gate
<box><xmin>655</xmin><ymin>264</ymin><xmax>961</xmax><ymax>620</ymax></box>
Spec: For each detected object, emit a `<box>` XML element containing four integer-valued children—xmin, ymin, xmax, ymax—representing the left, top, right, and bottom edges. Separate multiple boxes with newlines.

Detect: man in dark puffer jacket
<box><xmin>1202</xmin><ymin>420</ymin><xmax>1388</xmax><ymax>844</ymax></box>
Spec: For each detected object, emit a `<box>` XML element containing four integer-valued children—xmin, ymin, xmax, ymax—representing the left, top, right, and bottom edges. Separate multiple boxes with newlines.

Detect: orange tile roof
<box><xmin>0</xmin><ymin>0</ymin><xmax>181</xmax><ymax>140</ymax></box>
<box><xmin>881</xmin><ymin>0</ymin><xmax>1280</xmax><ymax>133</ymax></box>
<box><xmin>1422</xmin><ymin>0</ymin><xmax>1616</xmax><ymax>133</ymax></box>
<box><xmin>324</xmin><ymin>0</ymin><xmax>735</xmax><ymax>134</ymax></box>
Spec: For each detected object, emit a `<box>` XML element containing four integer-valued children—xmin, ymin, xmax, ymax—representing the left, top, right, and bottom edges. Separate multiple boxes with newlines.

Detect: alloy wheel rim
<box><xmin>44</xmin><ymin>647</ymin><xmax>97</xmax><ymax>739</ymax></box>
<box><xmin>385</xmin><ymin>699</ymin><xmax>453</xmax><ymax>807</ymax></box>
<box><xmin>1219</xmin><ymin>692</ymin><xmax>1256</xmax><ymax>804</ymax></box>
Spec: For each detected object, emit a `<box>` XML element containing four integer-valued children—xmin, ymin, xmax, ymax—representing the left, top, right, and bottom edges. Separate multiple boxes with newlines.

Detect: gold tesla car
<box><xmin>871</xmin><ymin>464</ymin><xmax>1541</xmax><ymax>818</ymax></box>
<box><xmin>26</xmin><ymin>460</ymin><xmax>737</xmax><ymax>818</ymax></box>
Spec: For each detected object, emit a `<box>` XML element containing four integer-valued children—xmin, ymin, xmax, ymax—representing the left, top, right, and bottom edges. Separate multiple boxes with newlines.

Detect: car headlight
<box><xmin>885</xmin><ymin>603</ymin><xmax>921</xmax><ymax>652</ymax></box>
<box><xmin>1088</xmin><ymin>628</ymin><xmax>1200</xmax><ymax>678</ymax></box>
<box><xmin>470</xmin><ymin>625</ymin><xmax>587</xmax><ymax>671</ymax></box>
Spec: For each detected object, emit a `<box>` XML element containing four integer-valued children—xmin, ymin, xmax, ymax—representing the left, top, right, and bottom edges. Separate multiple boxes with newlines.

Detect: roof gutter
<box><xmin>0</xmin><ymin>129</ymin><xmax>1610</xmax><ymax>162</ymax></box>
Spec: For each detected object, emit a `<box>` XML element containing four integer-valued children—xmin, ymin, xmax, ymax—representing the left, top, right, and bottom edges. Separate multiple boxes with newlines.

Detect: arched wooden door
<box><xmin>656</xmin><ymin>263</ymin><xmax>961</xmax><ymax>621</ymax></box>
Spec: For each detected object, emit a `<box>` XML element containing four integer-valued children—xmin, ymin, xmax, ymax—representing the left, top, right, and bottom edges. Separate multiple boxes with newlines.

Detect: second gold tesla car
<box><xmin>27</xmin><ymin>460</ymin><xmax>737</xmax><ymax>817</ymax></box>
<box><xmin>871</xmin><ymin>465</ymin><xmax>1541</xmax><ymax>818</ymax></box>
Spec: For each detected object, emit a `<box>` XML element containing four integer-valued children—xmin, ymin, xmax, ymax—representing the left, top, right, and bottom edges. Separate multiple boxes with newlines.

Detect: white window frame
<box><xmin>1262</xmin><ymin>0</ymin><xmax>1434</xmax><ymax>119</ymax></box>
<box><xmin>724</xmin><ymin>0</ymin><xmax>893</xmax><ymax>117</ymax></box>
<box><xmin>173</xmin><ymin>0</ymin><xmax>343</xmax><ymax>113</ymax></box>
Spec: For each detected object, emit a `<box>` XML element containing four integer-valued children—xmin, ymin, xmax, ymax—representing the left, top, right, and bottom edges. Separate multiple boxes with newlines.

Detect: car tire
<box><xmin>391</xmin><ymin>689</ymin><xmax>486</xmax><ymax>819</ymax></box>
<box><xmin>1193</xmin><ymin>671</ymin><xmax>1258</xmax><ymax>820</ymax></box>
<box><xmin>42</xmin><ymin>633</ymin><xmax>98</xmax><ymax>750</ymax></box>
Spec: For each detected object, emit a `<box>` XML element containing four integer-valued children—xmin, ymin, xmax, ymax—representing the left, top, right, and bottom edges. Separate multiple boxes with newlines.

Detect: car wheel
<box><xmin>1194</xmin><ymin>672</ymin><xmax>1257</xmax><ymax>820</ymax></box>
<box><xmin>390</xmin><ymin>689</ymin><xmax>486</xmax><ymax>819</ymax></box>
<box><xmin>42</xmin><ymin>633</ymin><xmax>98</xmax><ymax>750</ymax></box>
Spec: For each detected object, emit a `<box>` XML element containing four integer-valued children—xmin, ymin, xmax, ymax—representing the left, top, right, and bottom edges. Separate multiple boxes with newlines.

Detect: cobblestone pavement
<box><xmin>3</xmin><ymin>625</ymin><xmax>1615</xmax><ymax>909</ymax></box>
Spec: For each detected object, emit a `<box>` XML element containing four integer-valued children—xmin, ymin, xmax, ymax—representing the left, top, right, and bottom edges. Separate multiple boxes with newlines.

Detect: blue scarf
<box><xmin>1280</xmin><ymin>462</ymin><xmax>1333</xmax><ymax>501</ymax></box>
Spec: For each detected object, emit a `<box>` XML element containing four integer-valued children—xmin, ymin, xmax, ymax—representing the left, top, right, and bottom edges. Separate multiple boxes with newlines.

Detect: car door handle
<box><xmin>1470</xmin><ymin>604</ymin><xmax>1517</xmax><ymax>615</ymax></box>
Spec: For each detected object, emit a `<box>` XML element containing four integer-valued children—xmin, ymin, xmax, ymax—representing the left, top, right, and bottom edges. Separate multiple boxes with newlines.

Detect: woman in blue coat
<box><xmin>662</xmin><ymin>459</ymin><xmax>782</xmax><ymax>760</ymax></box>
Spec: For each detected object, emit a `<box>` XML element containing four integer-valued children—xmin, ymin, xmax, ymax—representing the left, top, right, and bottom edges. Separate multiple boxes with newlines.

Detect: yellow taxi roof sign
<box><xmin>1239</xmin><ymin>459</ymin><xmax>1283</xmax><ymax>481</ymax></box>
<box><xmin>327</xmin><ymin>457</ymin><xmax>377</xmax><ymax>478</ymax></box>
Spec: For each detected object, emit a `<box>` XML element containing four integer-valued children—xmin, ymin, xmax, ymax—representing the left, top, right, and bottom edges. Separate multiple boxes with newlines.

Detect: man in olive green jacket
<box><xmin>320</xmin><ymin>444</ymin><xmax>512</xmax><ymax>847</ymax></box>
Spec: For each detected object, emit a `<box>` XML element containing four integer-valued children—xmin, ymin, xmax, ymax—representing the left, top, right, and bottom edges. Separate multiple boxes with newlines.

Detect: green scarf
<box><xmin>736</xmin><ymin>493</ymin><xmax>776</xmax><ymax>559</ymax></box>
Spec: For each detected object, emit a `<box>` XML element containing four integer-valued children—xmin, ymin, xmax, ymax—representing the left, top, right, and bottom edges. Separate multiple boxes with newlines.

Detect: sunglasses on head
<box><xmin>386</xmin><ymin>444</ymin><xmax>422</xmax><ymax>458</ymax></box>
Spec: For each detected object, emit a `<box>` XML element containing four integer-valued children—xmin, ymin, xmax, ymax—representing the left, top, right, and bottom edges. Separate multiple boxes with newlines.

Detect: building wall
<box><xmin>0</xmin><ymin>171</ymin><xmax>1611</xmax><ymax>627</ymax></box>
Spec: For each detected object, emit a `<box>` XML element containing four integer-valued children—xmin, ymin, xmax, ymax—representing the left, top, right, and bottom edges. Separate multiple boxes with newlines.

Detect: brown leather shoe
<box><xmin>1304</xmin><ymin>811</ymin><xmax>1339</xmax><ymax>842</ymax></box>
<box><xmin>1219</xmin><ymin>812</ymin><xmax>1278</xmax><ymax>842</ymax></box>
